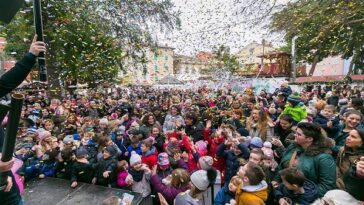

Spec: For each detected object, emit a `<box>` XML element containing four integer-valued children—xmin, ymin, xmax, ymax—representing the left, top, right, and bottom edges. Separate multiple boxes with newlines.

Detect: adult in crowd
<box><xmin>336</xmin><ymin>127</ymin><xmax>364</xmax><ymax>201</ymax></box>
<box><xmin>246</xmin><ymin>107</ymin><xmax>274</xmax><ymax>142</ymax></box>
<box><xmin>163</xmin><ymin>105</ymin><xmax>184</xmax><ymax>134</ymax></box>
<box><xmin>333</xmin><ymin>110</ymin><xmax>362</xmax><ymax>157</ymax></box>
<box><xmin>273</xmin><ymin>122</ymin><xmax>336</xmax><ymax>197</ymax></box>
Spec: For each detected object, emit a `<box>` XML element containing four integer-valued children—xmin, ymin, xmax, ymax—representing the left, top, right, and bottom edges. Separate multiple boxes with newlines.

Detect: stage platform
<box><xmin>23</xmin><ymin>178</ymin><xmax>142</xmax><ymax>205</ymax></box>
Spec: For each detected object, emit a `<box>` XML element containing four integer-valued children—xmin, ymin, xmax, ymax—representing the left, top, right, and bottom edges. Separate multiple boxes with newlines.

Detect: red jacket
<box><xmin>181</xmin><ymin>135</ymin><xmax>207</xmax><ymax>173</ymax></box>
<box><xmin>141</xmin><ymin>146</ymin><xmax>158</xmax><ymax>169</ymax></box>
<box><xmin>203</xmin><ymin>128</ymin><xmax>226</xmax><ymax>177</ymax></box>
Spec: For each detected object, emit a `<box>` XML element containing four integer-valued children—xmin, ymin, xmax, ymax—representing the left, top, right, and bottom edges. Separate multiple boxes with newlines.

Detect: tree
<box><xmin>213</xmin><ymin>45</ymin><xmax>241</xmax><ymax>75</ymax></box>
<box><xmin>271</xmin><ymin>0</ymin><xmax>364</xmax><ymax>76</ymax></box>
<box><xmin>0</xmin><ymin>0</ymin><xmax>180</xmax><ymax>95</ymax></box>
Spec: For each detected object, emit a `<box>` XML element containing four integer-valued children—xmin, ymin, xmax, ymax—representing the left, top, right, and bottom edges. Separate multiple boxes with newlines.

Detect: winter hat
<box><xmin>287</xmin><ymin>93</ymin><xmax>301</xmax><ymax>107</ymax></box>
<box><xmin>130</xmin><ymin>151</ymin><xmax>142</xmax><ymax>166</ymax></box>
<box><xmin>76</xmin><ymin>147</ymin><xmax>88</xmax><ymax>158</ymax></box>
<box><xmin>63</xmin><ymin>135</ymin><xmax>74</xmax><ymax>145</ymax></box>
<box><xmin>111</xmin><ymin>113</ymin><xmax>118</xmax><ymax>120</ymax></box>
<box><xmin>195</xmin><ymin>140</ymin><xmax>207</xmax><ymax>152</ymax></box>
<box><xmin>37</xmin><ymin>130</ymin><xmax>51</xmax><ymax>141</ymax></box>
<box><xmin>157</xmin><ymin>152</ymin><xmax>170</xmax><ymax>168</ymax></box>
<box><xmin>263</xmin><ymin>141</ymin><xmax>272</xmax><ymax>149</ymax></box>
<box><xmin>190</xmin><ymin>169</ymin><xmax>217</xmax><ymax>191</ymax></box>
<box><xmin>311</xmin><ymin>189</ymin><xmax>360</xmax><ymax>205</ymax></box>
<box><xmin>27</xmin><ymin>128</ymin><xmax>37</xmax><ymax>135</ymax></box>
<box><xmin>249</xmin><ymin>137</ymin><xmax>263</xmax><ymax>149</ymax></box>
<box><xmin>198</xmin><ymin>156</ymin><xmax>214</xmax><ymax>170</ymax></box>
<box><xmin>99</xmin><ymin>118</ymin><xmax>109</xmax><ymax>125</ymax></box>
<box><xmin>116</xmin><ymin>126</ymin><xmax>126</xmax><ymax>135</ymax></box>
<box><xmin>105</xmin><ymin>145</ymin><xmax>117</xmax><ymax>157</ymax></box>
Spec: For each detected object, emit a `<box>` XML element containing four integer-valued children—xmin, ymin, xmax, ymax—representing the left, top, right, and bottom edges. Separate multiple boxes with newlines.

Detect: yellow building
<box><xmin>119</xmin><ymin>45</ymin><xmax>174</xmax><ymax>84</ymax></box>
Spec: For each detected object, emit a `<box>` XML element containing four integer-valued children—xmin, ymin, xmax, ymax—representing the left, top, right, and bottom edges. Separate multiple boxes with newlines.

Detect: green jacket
<box><xmin>281</xmin><ymin>105</ymin><xmax>307</xmax><ymax>122</ymax></box>
<box><xmin>277</xmin><ymin>139</ymin><xmax>336</xmax><ymax>197</ymax></box>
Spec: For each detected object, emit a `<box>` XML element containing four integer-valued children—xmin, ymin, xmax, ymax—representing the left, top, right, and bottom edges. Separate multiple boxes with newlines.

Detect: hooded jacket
<box><xmin>217</xmin><ymin>143</ymin><xmax>250</xmax><ymax>185</ymax></box>
<box><xmin>281</xmin><ymin>104</ymin><xmax>307</xmax><ymax>123</ymax></box>
<box><xmin>235</xmin><ymin>180</ymin><xmax>268</xmax><ymax>205</ymax></box>
<box><xmin>277</xmin><ymin>136</ymin><xmax>336</xmax><ymax>197</ymax></box>
<box><xmin>273</xmin><ymin>180</ymin><xmax>319</xmax><ymax>205</ymax></box>
<box><xmin>141</xmin><ymin>146</ymin><xmax>158</xmax><ymax>169</ymax></box>
<box><xmin>214</xmin><ymin>187</ymin><xmax>235</xmax><ymax>205</ymax></box>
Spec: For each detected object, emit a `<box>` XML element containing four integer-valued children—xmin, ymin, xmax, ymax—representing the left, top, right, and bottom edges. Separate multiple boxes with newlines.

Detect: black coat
<box><xmin>70</xmin><ymin>161</ymin><xmax>94</xmax><ymax>183</ymax></box>
<box><xmin>313</xmin><ymin>114</ymin><xmax>340</xmax><ymax>138</ymax></box>
<box><xmin>94</xmin><ymin>157</ymin><xmax>117</xmax><ymax>186</ymax></box>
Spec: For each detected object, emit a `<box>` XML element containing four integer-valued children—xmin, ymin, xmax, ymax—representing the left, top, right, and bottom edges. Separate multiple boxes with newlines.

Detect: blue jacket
<box><xmin>273</xmin><ymin>180</ymin><xmax>319</xmax><ymax>205</ymax></box>
<box><xmin>313</xmin><ymin>114</ymin><xmax>340</xmax><ymax>138</ymax></box>
<box><xmin>127</xmin><ymin>144</ymin><xmax>142</xmax><ymax>158</ymax></box>
<box><xmin>217</xmin><ymin>143</ymin><xmax>250</xmax><ymax>185</ymax></box>
<box><xmin>214</xmin><ymin>187</ymin><xmax>235</xmax><ymax>205</ymax></box>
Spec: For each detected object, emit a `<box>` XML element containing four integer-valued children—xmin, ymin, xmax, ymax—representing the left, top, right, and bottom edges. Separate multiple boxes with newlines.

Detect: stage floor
<box><xmin>23</xmin><ymin>178</ymin><xmax>142</xmax><ymax>205</ymax></box>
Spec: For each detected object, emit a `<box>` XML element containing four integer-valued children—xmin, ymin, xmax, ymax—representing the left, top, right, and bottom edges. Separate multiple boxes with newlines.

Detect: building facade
<box><xmin>119</xmin><ymin>45</ymin><xmax>174</xmax><ymax>84</ymax></box>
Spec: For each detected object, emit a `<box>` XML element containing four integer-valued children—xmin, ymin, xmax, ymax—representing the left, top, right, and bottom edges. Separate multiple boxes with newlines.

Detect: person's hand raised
<box><xmin>29</xmin><ymin>35</ymin><xmax>46</xmax><ymax>56</ymax></box>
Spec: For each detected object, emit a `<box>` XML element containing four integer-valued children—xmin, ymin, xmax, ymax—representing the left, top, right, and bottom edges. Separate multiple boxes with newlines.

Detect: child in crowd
<box><xmin>141</xmin><ymin>137</ymin><xmax>158</xmax><ymax>169</ymax></box>
<box><xmin>235</xmin><ymin>162</ymin><xmax>268</xmax><ymax>205</ymax></box>
<box><xmin>55</xmin><ymin>148</ymin><xmax>74</xmax><ymax>180</ymax></box>
<box><xmin>116</xmin><ymin>160</ymin><xmax>132</xmax><ymax>188</ymax></box>
<box><xmin>92</xmin><ymin>145</ymin><xmax>118</xmax><ymax>187</ymax></box>
<box><xmin>71</xmin><ymin>148</ymin><xmax>94</xmax><ymax>188</ymax></box>
<box><xmin>217</xmin><ymin>137</ymin><xmax>250</xmax><ymax>186</ymax></box>
<box><xmin>127</xmin><ymin>135</ymin><xmax>142</xmax><ymax>158</ymax></box>
<box><xmin>273</xmin><ymin>167</ymin><xmax>319</xmax><ymax>205</ymax></box>
<box><xmin>215</xmin><ymin>176</ymin><xmax>242</xmax><ymax>205</ymax></box>
<box><xmin>281</xmin><ymin>93</ymin><xmax>307</xmax><ymax>124</ymax></box>
<box><xmin>314</xmin><ymin>104</ymin><xmax>340</xmax><ymax>138</ymax></box>
<box><xmin>129</xmin><ymin>151</ymin><xmax>153</xmax><ymax>205</ymax></box>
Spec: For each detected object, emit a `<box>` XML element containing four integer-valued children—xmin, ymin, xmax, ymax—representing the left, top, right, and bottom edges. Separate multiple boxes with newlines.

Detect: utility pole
<box><xmin>0</xmin><ymin>53</ymin><xmax>5</xmax><ymax>76</ymax></box>
<box><xmin>291</xmin><ymin>36</ymin><xmax>298</xmax><ymax>82</ymax></box>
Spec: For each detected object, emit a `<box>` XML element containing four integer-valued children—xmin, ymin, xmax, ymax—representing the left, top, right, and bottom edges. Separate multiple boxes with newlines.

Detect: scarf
<box><xmin>129</xmin><ymin>169</ymin><xmax>144</xmax><ymax>182</ymax></box>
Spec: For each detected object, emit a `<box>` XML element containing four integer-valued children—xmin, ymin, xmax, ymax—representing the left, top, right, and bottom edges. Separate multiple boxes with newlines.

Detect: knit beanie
<box><xmin>198</xmin><ymin>156</ymin><xmax>213</xmax><ymax>170</ymax></box>
<box><xmin>311</xmin><ymin>190</ymin><xmax>360</xmax><ymax>205</ymax></box>
<box><xmin>76</xmin><ymin>147</ymin><xmax>88</xmax><ymax>158</ymax></box>
<box><xmin>130</xmin><ymin>151</ymin><xmax>142</xmax><ymax>166</ymax></box>
<box><xmin>287</xmin><ymin>93</ymin><xmax>301</xmax><ymax>107</ymax></box>
<box><xmin>157</xmin><ymin>152</ymin><xmax>170</xmax><ymax>168</ymax></box>
<box><xmin>63</xmin><ymin>135</ymin><xmax>74</xmax><ymax>145</ymax></box>
<box><xmin>195</xmin><ymin>140</ymin><xmax>207</xmax><ymax>152</ymax></box>
<box><xmin>190</xmin><ymin>169</ymin><xmax>217</xmax><ymax>191</ymax></box>
<box><xmin>37</xmin><ymin>130</ymin><xmax>51</xmax><ymax>141</ymax></box>
<box><xmin>249</xmin><ymin>137</ymin><xmax>263</xmax><ymax>149</ymax></box>
<box><xmin>99</xmin><ymin>118</ymin><xmax>109</xmax><ymax>125</ymax></box>
<box><xmin>27</xmin><ymin>127</ymin><xmax>37</xmax><ymax>135</ymax></box>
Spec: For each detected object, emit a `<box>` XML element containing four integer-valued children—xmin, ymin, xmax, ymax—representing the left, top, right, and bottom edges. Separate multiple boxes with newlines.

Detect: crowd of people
<box><xmin>2</xmin><ymin>80</ymin><xmax>364</xmax><ymax>205</ymax></box>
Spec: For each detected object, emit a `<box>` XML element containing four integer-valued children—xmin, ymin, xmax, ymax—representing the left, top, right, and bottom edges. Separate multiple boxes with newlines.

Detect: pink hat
<box><xmin>198</xmin><ymin>156</ymin><xmax>213</xmax><ymax>170</ymax></box>
<box><xmin>37</xmin><ymin>130</ymin><xmax>51</xmax><ymax>141</ymax></box>
<box><xmin>157</xmin><ymin>152</ymin><xmax>170</xmax><ymax>168</ymax></box>
<box><xmin>195</xmin><ymin>140</ymin><xmax>207</xmax><ymax>152</ymax></box>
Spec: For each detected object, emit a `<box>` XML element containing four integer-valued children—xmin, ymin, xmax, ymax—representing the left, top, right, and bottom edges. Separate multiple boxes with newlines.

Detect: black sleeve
<box><xmin>0</xmin><ymin>53</ymin><xmax>36</xmax><ymax>97</ymax></box>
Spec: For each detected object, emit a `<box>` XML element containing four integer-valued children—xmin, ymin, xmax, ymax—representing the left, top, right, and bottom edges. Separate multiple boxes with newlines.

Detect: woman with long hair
<box><xmin>336</xmin><ymin>127</ymin><xmax>364</xmax><ymax>201</ymax></box>
<box><xmin>246</xmin><ymin>107</ymin><xmax>274</xmax><ymax>142</ymax></box>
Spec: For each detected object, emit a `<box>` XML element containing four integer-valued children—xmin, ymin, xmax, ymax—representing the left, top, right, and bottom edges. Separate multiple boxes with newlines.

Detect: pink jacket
<box><xmin>116</xmin><ymin>170</ymin><xmax>129</xmax><ymax>188</ymax></box>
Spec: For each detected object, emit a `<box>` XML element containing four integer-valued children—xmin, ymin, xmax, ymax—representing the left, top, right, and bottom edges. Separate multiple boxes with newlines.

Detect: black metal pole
<box><xmin>33</xmin><ymin>0</ymin><xmax>47</xmax><ymax>82</ymax></box>
<box><xmin>0</xmin><ymin>94</ymin><xmax>24</xmax><ymax>189</ymax></box>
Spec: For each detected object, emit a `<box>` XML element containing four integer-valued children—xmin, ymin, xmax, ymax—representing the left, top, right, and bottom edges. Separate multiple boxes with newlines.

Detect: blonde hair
<box><xmin>246</xmin><ymin>108</ymin><xmax>273</xmax><ymax>141</ymax></box>
<box><xmin>230</xmin><ymin>176</ymin><xmax>243</xmax><ymax>186</ymax></box>
<box><xmin>171</xmin><ymin>168</ymin><xmax>190</xmax><ymax>188</ymax></box>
